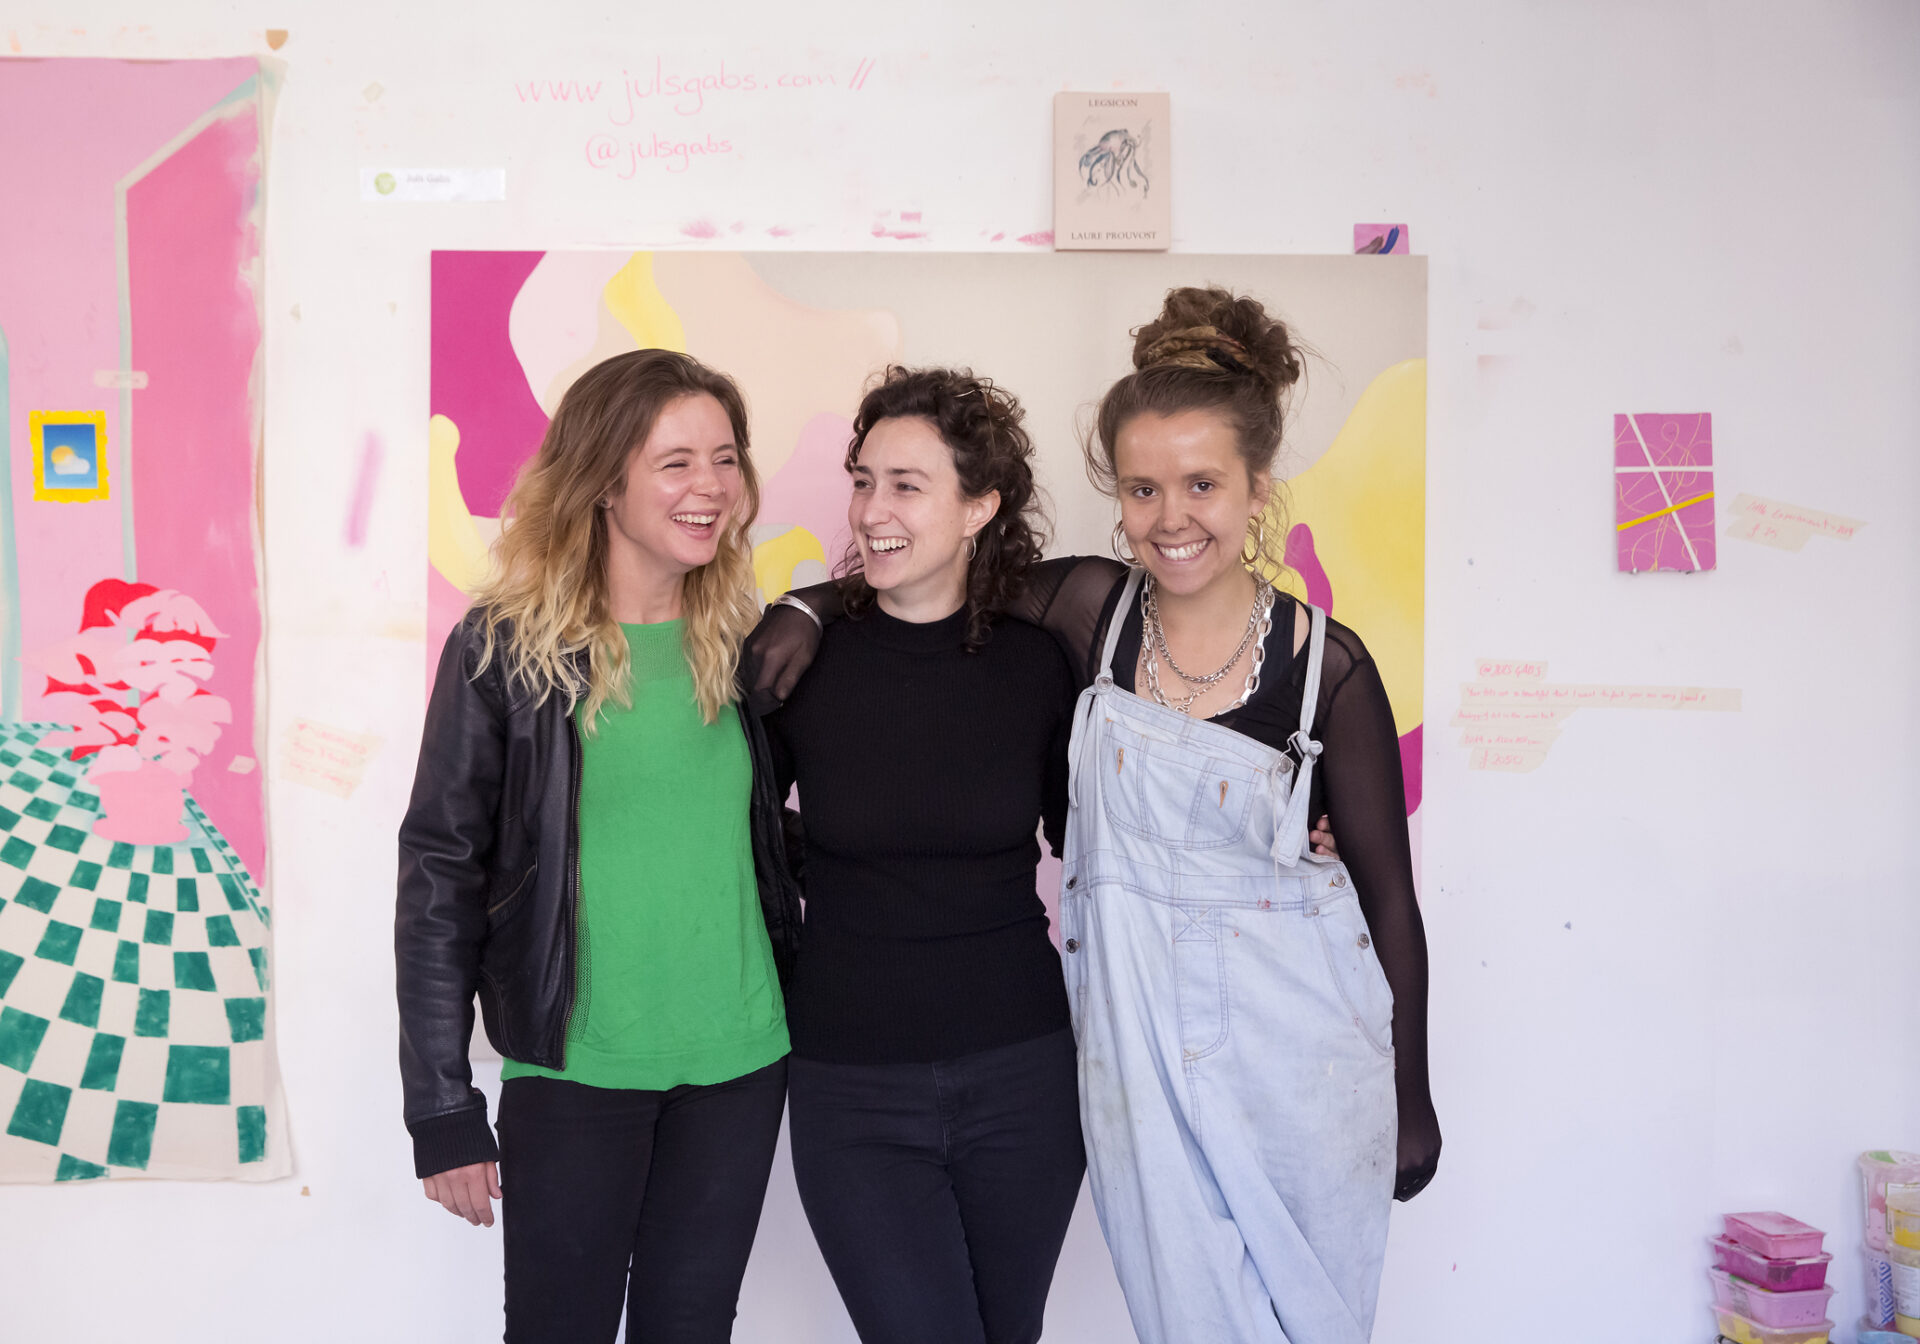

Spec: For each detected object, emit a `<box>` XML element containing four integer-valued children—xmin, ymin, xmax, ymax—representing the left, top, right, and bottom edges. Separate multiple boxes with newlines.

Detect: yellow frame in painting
<box><xmin>29</xmin><ymin>410</ymin><xmax>110</xmax><ymax>503</ymax></box>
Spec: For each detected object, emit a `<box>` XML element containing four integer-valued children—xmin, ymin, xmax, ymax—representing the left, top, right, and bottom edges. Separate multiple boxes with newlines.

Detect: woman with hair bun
<box><xmin>764</xmin><ymin>366</ymin><xmax>1086</xmax><ymax>1344</ymax></box>
<box><xmin>1051</xmin><ymin>286</ymin><xmax>1437</xmax><ymax>1344</ymax></box>
<box><xmin>756</xmin><ymin>288</ymin><xmax>1437</xmax><ymax>1344</ymax></box>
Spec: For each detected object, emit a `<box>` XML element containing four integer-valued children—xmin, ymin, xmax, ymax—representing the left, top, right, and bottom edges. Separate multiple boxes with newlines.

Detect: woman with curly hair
<box><xmin>758</xmin><ymin>288</ymin><xmax>1437</xmax><ymax>1344</ymax></box>
<box><xmin>763</xmin><ymin>366</ymin><xmax>1085</xmax><ymax>1344</ymax></box>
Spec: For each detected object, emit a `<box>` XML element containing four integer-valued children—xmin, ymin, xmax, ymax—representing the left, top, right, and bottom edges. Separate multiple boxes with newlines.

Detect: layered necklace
<box><xmin>1140</xmin><ymin>573</ymin><xmax>1275</xmax><ymax>716</ymax></box>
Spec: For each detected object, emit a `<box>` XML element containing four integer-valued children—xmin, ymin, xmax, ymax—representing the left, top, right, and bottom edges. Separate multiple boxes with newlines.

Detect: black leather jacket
<box><xmin>395</xmin><ymin>612</ymin><xmax>802</xmax><ymax>1179</ymax></box>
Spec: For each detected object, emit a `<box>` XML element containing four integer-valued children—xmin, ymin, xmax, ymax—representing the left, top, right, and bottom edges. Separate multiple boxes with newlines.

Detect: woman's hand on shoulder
<box><xmin>422</xmin><ymin>1160</ymin><xmax>501</xmax><ymax>1227</ymax></box>
<box><xmin>743</xmin><ymin>600</ymin><xmax>823</xmax><ymax>708</ymax></box>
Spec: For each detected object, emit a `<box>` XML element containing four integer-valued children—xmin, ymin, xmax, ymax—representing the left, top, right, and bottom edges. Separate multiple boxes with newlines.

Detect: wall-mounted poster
<box><xmin>0</xmin><ymin>58</ymin><xmax>285</xmax><ymax>1183</ymax></box>
<box><xmin>1053</xmin><ymin>92</ymin><xmax>1171</xmax><ymax>251</ymax></box>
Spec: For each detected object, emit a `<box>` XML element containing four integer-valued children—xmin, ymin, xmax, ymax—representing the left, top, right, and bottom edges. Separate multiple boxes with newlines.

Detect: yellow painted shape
<box><xmin>751</xmin><ymin>525</ymin><xmax>827</xmax><ymax>603</ymax></box>
<box><xmin>29</xmin><ymin>410</ymin><xmax>110</xmax><ymax>503</ymax></box>
<box><xmin>1617</xmin><ymin>490</ymin><xmax>1714</xmax><ymax>532</ymax></box>
<box><xmin>427</xmin><ymin>413</ymin><xmax>495</xmax><ymax>595</ymax></box>
<box><xmin>1259</xmin><ymin>359</ymin><xmax>1426</xmax><ymax>736</ymax></box>
<box><xmin>602</xmin><ymin>253</ymin><xmax>688</xmax><ymax>354</ymax></box>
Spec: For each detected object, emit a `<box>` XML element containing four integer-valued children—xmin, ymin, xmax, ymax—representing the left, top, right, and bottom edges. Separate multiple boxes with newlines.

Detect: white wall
<box><xmin>3</xmin><ymin>2</ymin><xmax>1917</xmax><ymax>1340</ymax></box>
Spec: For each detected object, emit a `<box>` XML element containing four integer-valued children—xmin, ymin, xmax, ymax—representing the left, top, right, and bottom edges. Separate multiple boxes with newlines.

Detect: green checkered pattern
<box><xmin>0</xmin><ymin>724</ymin><xmax>277</xmax><ymax>1182</ymax></box>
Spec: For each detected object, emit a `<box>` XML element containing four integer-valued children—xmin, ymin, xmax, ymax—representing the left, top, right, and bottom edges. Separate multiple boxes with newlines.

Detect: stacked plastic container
<box><xmin>1709</xmin><ymin>1212</ymin><xmax>1835</xmax><ymax>1344</ymax></box>
<box><xmin>1859</xmin><ymin>1151</ymin><xmax>1920</xmax><ymax>1339</ymax></box>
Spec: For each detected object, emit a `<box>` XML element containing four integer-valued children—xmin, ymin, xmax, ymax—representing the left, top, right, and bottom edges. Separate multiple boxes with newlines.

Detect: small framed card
<box><xmin>30</xmin><ymin>410</ymin><xmax>109</xmax><ymax>503</ymax></box>
<box><xmin>1054</xmin><ymin>92</ymin><xmax>1170</xmax><ymax>251</ymax></box>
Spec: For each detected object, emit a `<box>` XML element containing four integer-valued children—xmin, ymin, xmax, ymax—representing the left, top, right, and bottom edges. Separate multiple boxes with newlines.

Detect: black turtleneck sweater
<box><xmin>763</xmin><ymin>602</ymin><xmax>1076</xmax><ymax>1064</ymax></box>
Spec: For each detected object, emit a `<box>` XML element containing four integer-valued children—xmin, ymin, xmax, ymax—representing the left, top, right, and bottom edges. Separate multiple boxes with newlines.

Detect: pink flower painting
<box><xmin>34</xmin><ymin>579</ymin><xmax>230</xmax><ymax>843</ymax></box>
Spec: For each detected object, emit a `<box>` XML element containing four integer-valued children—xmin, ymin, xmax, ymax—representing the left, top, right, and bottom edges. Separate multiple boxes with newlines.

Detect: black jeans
<box><xmin>495</xmin><ymin>1059</ymin><xmax>788</xmax><ymax>1344</ymax></box>
<box><xmin>788</xmin><ymin>1028</ymin><xmax>1085</xmax><ymax>1344</ymax></box>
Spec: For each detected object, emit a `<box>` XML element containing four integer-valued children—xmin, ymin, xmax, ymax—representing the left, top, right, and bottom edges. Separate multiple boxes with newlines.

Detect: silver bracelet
<box><xmin>773</xmin><ymin>592</ymin><xmax>822</xmax><ymax>628</ymax></box>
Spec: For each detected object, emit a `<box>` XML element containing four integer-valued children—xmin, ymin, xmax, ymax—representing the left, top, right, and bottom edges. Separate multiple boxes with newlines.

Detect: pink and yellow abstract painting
<box><xmin>1615</xmin><ymin>412</ymin><xmax>1715</xmax><ymax>573</ymax></box>
<box><xmin>428</xmin><ymin>252</ymin><xmax>1426</xmax><ymax>840</ymax></box>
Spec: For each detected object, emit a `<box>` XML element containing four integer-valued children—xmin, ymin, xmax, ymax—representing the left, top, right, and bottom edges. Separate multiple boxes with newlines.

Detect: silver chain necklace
<box><xmin>1140</xmin><ymin>574</ymin><xmax>1274</xmax><ymax>716</ymax></box>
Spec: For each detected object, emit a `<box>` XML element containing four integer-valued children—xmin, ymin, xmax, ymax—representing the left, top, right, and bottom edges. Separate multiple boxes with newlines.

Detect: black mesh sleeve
<box><xmin>1009</xmin><ymin>556</ymin><xmax>1129</xmax><ymax>688</ymax></box>
<box><xmin>1315</xmin><ymin>646</ymin><xmax>1440</xmax><ymax>1200</ymax></box>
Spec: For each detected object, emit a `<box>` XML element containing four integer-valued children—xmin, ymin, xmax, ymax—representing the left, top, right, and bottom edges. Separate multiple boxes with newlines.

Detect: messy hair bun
<box><xmin>1130</xmin><ymin>287</ymin><xmax>1305</xmax><ymax>391</ymax></box>
<box><xmin>1086</xmin><ymin>286</ymin><xmax>1308</xmax><ymax>574</ymax></box>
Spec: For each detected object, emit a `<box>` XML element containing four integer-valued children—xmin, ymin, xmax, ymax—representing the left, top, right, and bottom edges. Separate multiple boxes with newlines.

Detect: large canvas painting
<box><xmin>428</xmin><ymin>251</ymin><xmax>1427</xmax><ymax>850</ymax></box>
<box><xmin>0</xmin><ymin>58</ymin><xmax>284</xmax><ymax>1182</ymax></box>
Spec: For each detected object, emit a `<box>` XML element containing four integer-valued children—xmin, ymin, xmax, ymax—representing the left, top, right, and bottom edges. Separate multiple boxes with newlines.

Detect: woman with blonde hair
<box><xmin>396</xmin><ymin>349</ymin><xmax>801</xmax><ymax>1344</ymax></box>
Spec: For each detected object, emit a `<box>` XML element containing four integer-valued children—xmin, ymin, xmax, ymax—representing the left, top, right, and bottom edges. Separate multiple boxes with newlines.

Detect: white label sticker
<box><xmin>360</xmin><ymin>167</ymin><xmax>506</xmax><ymax>203</ymax></box>
<box><xmin>1888</xmin><ymin>1252</ymin><xmax>1920</xmax><ymax>1314</ymax></box>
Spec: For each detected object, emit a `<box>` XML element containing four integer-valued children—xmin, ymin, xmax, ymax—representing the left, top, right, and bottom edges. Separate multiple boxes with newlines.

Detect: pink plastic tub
<box><xmin>1724</xmin><ymin>1212</ymin><xmax>1827</xmax><ymax>1259</ymax></box>
<box><xmin>1709</xmin><ymin>1236</ymin><xmax>1832</xmax><ymax>1292</ymax></box>
<box><xmin>1711</xmin><ymin>1310</ymin><xmax>1832</xmax><ymax>1344</ymax></box>
<box><xmin>1708</xmin><ymin>1268</ymin><xmax>1837</xmax><ymax>1328</ymax></box>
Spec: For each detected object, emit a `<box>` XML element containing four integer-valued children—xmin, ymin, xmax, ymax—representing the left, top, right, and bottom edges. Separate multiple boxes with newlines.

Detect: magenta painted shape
<box><xmin>1284</xmin><ymin>522</ymin><xmax>1333</xmax><ymax>610</ymax></box>
<box><xmin>1614</xmin><ymin>413</ymin><xmax>1715</xmax><ymax>573</ymax></box>
<box><xmin>1287</xmin><ymin>521</ymin><xmax>1421</xmax><ymax>816</ymax></box>
<box><xmin>1398</xmin><ymin>723</ymin><xmax>1422</xmax><ymax>818</ymax></box>
<box><xmin>431</xmin><ymin>251</ymin><xmax>552</xmax><ymax>518</ymax></box>
<box><xmin>126</xmin><ymin>100</ymin><xmax>265</xmax><ymax>877</ymax></box>
<box><xmin>345</xmin><ymin>432</ymin><xmax>382</xmax><ymax>548</ymax></box>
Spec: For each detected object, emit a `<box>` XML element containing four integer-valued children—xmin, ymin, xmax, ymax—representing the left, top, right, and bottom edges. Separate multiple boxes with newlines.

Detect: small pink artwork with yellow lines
<box><xmin>1615</xmin><ymin>412</ymin><xmax>1715</xmax><ymax>573</ymax></box>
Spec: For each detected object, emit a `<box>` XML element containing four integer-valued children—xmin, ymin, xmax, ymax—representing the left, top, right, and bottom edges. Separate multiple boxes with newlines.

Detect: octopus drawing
<box><xmin>1079</xmin><ymin>128</ymin><xmax>1149</xmax><ymax>197</ymax></box>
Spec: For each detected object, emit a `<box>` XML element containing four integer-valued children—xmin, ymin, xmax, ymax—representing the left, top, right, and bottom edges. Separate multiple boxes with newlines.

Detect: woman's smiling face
<box><xmin>1114</xmin><ymin>408</ymin><xmax>1269</xmax><ymax>598</ymax></box>
<box><xmin>604</xmin><ymin>393</ymin><xmax>743</xmax><ymax>579</ymax></box>
<box><xmin>847</xmin><ymin>415</ymin><xmax>996</xmax><ymax>618</ymax></box>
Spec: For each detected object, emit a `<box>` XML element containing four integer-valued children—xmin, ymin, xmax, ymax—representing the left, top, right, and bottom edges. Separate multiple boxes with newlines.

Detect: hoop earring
<box><xmin>1111</xmin><ymin>521</ymin><xmax>1139</xmax><ymax>566</ymax></box>
<box><xmin>966</xmin><ymin>534</ymin><xmax>978</xmax><ymax>562</ymax></box>
<box><xmin>1241</xmin><ymin>514</ymin><xmax>1269</xmax><ymax>567</ymax></box>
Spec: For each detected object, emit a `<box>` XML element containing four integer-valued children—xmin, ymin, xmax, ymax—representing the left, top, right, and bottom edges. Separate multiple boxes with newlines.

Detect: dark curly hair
<box><xmin>836</xmin><ymin>366</ymin><xmax>1048</xmax><ymax>651</ymax></box>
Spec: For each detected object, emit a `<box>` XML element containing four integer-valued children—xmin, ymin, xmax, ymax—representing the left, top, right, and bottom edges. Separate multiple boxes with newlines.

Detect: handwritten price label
<box><xmin>1724</xmin><ymin>493</ymin><xmax>1866</xmax><ymax>552</ymax></box>
<box><xmin>278</xmin><ymin>719</ymin><xmax>382</xmax><ymax>800</ymax></box>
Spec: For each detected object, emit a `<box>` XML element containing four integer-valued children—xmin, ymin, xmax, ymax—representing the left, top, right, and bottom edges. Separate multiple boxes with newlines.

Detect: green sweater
<box><xmin>502</xmin><ymin>620</ymin><xmax>788</xmax><ymax>1091</ymax></box>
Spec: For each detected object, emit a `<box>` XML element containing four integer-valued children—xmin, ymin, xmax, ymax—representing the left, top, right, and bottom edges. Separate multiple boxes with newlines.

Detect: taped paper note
<box><xmin>360</xmin><ymin>168</ymin><xmax>507</xmax><ymax>203</ymax></box>
<box><xmin>278</xmin><ymin>718</ymin><xmax>382</xmax><ymax>798</ymax></box>
<box><xmin>1457</xmin><ymin>659</ymin><xmax>1738</xmax><ymax>772</ymax></box>
<box><xmin>1723</xmin><ymin>493</ymin><xmax>1865</xmax><ymax>552</ymax></box>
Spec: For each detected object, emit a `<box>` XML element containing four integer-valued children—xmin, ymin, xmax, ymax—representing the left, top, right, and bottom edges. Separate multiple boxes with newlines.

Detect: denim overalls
<box><xmin>1059</xmin><ymin>570</ymin><xmax>1398</xmax><ymax>1344</ymax></box>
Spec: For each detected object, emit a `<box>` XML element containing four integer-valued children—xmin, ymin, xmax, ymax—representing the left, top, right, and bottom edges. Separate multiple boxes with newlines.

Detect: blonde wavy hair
<box><xmin>471</xmin><ymin>349</ymin><xmax>762</xmax><ymax>731</ymax></box>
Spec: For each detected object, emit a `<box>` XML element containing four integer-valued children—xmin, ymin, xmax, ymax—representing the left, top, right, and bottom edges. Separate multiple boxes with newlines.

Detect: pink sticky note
<box><xmin>1354</xmin><ymin>224</ymin><xmax>1408</xmax><ymax>255</ymax></box>
<box><xmin>1615</xmin><ymin>413</ymin><xmax>1715</xmax><ymax>572</ymax></box>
